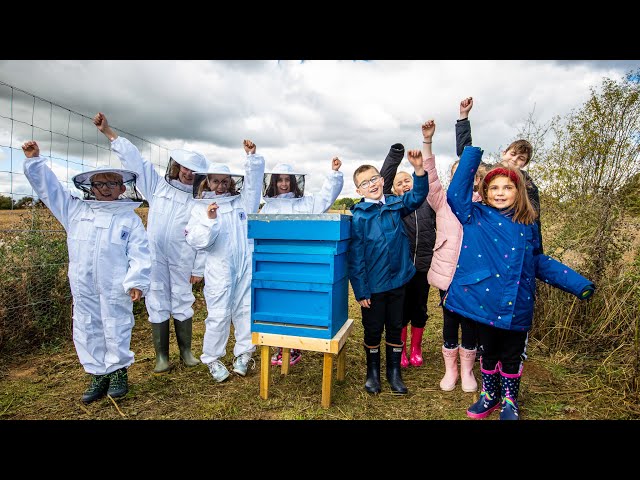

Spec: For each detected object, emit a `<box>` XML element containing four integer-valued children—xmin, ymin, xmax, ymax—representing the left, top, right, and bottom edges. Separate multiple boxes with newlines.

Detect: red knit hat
<box><xmin>483</xmin><ymin>167</ymin><xmax>520</xmax><ymax>186</ymax></box>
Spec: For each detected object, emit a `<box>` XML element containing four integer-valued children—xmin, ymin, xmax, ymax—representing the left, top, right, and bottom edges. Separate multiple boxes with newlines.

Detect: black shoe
<box><xmin>81</xmin><ymin>374</ymin><xmax>110</xmax><ymax>404</ymax></box>
<box><xmin>107</xmin><ymin>368</ymin><xmax>129</xmax><ymax>399</ymax></box>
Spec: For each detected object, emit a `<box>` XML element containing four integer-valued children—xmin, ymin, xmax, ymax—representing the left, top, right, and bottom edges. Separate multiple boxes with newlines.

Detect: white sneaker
<box><xmin>232</xmin><ymin>352</ymin><xmax>255</xmax><ymax>377</ymax></box>
<box><xmin>207</xmin><ymin>360</ymin><xmax>230</xmax><ymax>383</ymax></box>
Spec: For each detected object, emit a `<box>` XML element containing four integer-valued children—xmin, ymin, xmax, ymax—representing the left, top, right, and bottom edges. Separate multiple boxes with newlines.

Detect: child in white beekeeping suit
<box><xmin>260</xmin><ymin>156</ymin><xmax>344</xmax><ymax>367</ymax></box>
<box><xmin>185</xmin><ymin>139</ymin><xmax>265</xmax><ymax>382</ymax></box>
<box><xmin>22</xmin><ymin>140</ymin><xmax>151</xmax><ymax>404</ymax></box>
<box><xmin>94</xmin><ymin>113</ymin><xmax>207</xmax><ymax>375</ymax></box>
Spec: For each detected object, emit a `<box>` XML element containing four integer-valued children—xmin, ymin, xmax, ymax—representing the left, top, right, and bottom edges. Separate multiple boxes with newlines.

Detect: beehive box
<box><xmin>248</xmin><ymin>213</ymin><xmax>351</xmax><ymax>339</ymax></box>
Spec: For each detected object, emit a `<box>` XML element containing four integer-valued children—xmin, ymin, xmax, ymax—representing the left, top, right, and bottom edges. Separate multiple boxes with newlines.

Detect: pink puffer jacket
<box><xmin>423</xmin><ymin>154</ymin><xmax>481</xmax><ymax>291</ymax></box>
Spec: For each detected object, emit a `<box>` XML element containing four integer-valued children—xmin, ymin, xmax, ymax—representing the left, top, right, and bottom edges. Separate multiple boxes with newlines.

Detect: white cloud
<box><xmin>1</xmin><ymin>60</ymin><xmax>638</xmax><ymax>199</ymax></box>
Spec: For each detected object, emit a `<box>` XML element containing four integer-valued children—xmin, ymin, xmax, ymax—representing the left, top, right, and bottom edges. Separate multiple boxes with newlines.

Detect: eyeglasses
<box><xmin>91</xmin><ymin>181</ymin><xmax>123</xmax><ymax>189</ymax></box>
<box><xmin>358</xmin><ymin>175</ymin><xmax>382</xmax><ymax>190</ymax></box>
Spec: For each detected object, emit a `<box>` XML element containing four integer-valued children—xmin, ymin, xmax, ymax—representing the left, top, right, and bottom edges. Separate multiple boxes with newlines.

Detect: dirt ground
<box><xmin>0</xmin><ymin>287</ymin><xmax>620</xmax><ymax>421</ymax></box>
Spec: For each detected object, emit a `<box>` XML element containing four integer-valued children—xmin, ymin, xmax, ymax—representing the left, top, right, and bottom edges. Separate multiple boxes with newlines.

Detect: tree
<box><xmin>0</xmin><ymin>195</ymin><xmax>14</xmax><ymax>210</ymax></box>
<box><xmin>14</xmin><ymin>196</ymin><xmax>35</xmax><ymax>209</ymax></box>
<box><xmin>532</xmin><ymin>68</ymin><xmax>640</xmax><ymax>283</ymax></box>
<box><xmin>331</xmin><ymin>197</ymin><xmax>357</xmax><ymax>211</ymax></box>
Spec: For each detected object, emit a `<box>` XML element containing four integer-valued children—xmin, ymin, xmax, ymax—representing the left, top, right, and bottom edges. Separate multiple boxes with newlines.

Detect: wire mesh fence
<box><xmin>0</xmin><ymin>80</ymin><xmax>166</xmax><ymax>354</ymax></box>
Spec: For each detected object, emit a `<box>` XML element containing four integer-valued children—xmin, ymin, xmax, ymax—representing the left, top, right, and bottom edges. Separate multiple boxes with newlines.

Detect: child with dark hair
<box><xmin>260</xmin><ymin>158</ymin><xmax>344</xmax><ymax>367</ymax></box>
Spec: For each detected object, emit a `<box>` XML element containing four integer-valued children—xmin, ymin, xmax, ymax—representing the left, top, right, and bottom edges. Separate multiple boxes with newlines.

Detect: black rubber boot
<box><xmin>151</xmin><ymin>320</ymin><xmax>171</xmax><ymax>373</ymax></box>
<box><xmin>174</xmin><ymin>318</ymin><xmax>200</xmax><ymax>367</ymax></box>
<box><xmin>364</xmin><ymin>343</ymin><xmax>382</xmax><ymax>394</ymax></box>
<box><xmin>81</xmin><ymin>374</ymin><xmax>110</xmax><ymax>403</ymax></box>
<box><xmin>386</xmin><ymin>342</ymin><xmax>408</xmax><ymax>394</ymax></box>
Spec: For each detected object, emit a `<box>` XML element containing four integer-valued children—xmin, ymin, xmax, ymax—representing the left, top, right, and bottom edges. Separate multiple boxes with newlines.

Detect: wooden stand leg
<box><xmin>281</xmin><ymin>348</ymin><xmax>290</xmax><ymax>375</ymax></box>
<box><xmin>260</xmin><ymin>345</ymin><xmax>270</xmax><ymax>400</ymax></box>
<box><xmin>336</xmin><ymin>347</ymin><xmax>346</xmax><ymax>382</ymax></box>
<box><xmin>321</xmin><ymin>352</ymin><xmax>333</xmax><ymax>408</ymax></box>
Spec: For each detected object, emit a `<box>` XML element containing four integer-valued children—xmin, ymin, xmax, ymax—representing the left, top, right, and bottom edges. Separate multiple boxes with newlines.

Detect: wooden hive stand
<box><xmin>252</xmin><ymin>318</ymin><xmax>354</xmax><ymax>408</ymax></box>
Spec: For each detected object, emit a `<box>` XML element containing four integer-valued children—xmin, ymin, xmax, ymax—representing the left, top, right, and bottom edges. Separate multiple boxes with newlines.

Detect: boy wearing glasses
<box><xmin>22</xmin><ymin>140</ymin><xmax>151</xmax><ymax>404</ymax></box>
<box><xmin>348</xmin><ymin>149</ymin><xmax>429</xmax><ymax>395</ymax></box>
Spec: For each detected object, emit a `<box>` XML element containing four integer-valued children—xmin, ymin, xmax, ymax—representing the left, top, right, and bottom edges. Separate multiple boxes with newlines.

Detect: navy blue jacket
<box><xmin>348</xmin><ymin>171</ymin><xmax>429</xmax><ymax>301</ymax></box>
<box><xmin>444</xmin><ymin>146</ymin><xmax>594</xmax><ymax>332</ymax></box>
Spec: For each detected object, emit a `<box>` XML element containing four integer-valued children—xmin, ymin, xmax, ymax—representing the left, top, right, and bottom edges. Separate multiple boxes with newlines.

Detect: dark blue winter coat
<box><xmin>348</xmin><ymin>172</ymin><xmax>429</xmax><ymax>301</ymax></box>
<box><xmin>444</xmin><ymin>146</ymin><xmax>594</xmax><ymax>332</ymax></box>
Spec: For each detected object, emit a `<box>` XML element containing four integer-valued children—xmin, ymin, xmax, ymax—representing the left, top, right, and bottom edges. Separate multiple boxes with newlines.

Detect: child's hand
<box><xmin>243</xmin><ymin>139</ymin><xmax>256</xmax><ymax>155</ymax></box>
<box><xmin>421</xmin><ymin>119</ymin><xmax>436</xmax><ymax>140</ymax></box>
<box><xmin>93</xmin><ymin>112</ymin><xmax>118</xmax><ymax>141</ymax></box>
<box><xmin>207</xmin><ymin>202</ymin><xmax>219</xmax><ymax>219</ymax></box>
<box><xmin>129</xmin><ymin>288</ymin><xmax>142</xmax><ymax>302</ymax></box>
<box><xmin>22</xmin><ymin>141</ymin><xmax>40</xmax><ymax>158</ymax></box>
<box><xmin>407</xmin><ymin>149</ymin><xmax>423</xmax><ymax>168</ymax></box>
<box><xmin>190</xmin><ymin>275</ymin><xmax>203</xmax><ymax>284</ymax></box>
<box><xmin>93</xmin><ymin>112</ymin><xmax>109</xmax><ymax>131</ymax></box>
<box><xmin>332</xmin><ymin>156</ymin><xmax>342</xmax><ymax>171</ymax></box>
<box><xmin>459</xmin><ymin>97</ymin><xmax>473</xmax><ymax>119</ymax></box>
<box><xmin>358</xmin><ymin>298</ymin><xmax>371</xmax><ymax>308</ymax></box>
<box><xmin>407</xmin><ymin>149</ymin><xmax>426</xmax><ymax>176</ymax></box>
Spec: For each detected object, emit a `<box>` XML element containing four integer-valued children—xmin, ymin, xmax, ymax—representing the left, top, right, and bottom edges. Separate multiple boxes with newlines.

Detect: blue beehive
<box><xmin>248</xmin><ymin>213</ymin><xmax>351</xmax><ymax>339</ymax></box>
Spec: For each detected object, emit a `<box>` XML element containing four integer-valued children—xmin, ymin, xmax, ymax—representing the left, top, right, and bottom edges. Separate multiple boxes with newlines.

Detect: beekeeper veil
<box><xmin>73</xmin><ymin>167</ymin><xmax>142</xmax><ymax>202</ymax></box>
<box><xmin>262</xmin><ymin>163</ymin><xmax>305</xmax><ymax>198</ymax></box>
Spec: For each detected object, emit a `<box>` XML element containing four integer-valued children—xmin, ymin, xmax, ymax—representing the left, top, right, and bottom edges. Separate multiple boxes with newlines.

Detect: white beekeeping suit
<box><xmin>259</xmin><ymin>163</ymin><xmax>344</xmax><ymax>214</ymax></box>
<box><xmin>258</xmin><ymin>160</ymin><xmax>343</xmax><ymax>367</ymax></box>
<box><xmin>23</xmin><ymin>157</ymin><xmax>151</xmax><ymax>377</ymax></box>
<box><xmin>108</xmin><ymin>136</ymin><xmax>207</xmax><ymax>372</ymax></box>
<box><xmin>185</xmin><ymin>145</ymin><xmax>264</xmax><ymax>382</ymax></box>
<box><xmin>111</xmin><ymin>138</ymin><xmax>207</xmax><ymax>322</ymax></box>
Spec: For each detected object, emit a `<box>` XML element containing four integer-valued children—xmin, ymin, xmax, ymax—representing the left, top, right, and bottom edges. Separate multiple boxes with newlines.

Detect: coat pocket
<box><xmin>456</xmin><ymin>269</ymin><xmax>492</xmax><ymax>285</ymax></box>
<box><xmin>433</xmin><ymin>237</ymin><xmax>447</xmax><ymax>251</ymax></box>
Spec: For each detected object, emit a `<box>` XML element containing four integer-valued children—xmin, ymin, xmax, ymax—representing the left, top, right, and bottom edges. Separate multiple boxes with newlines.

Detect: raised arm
<box><xmin>455</xmin><ymin>97</ymin><xmax>473</xmax><ymax>157</ymax></box>
<box><xmin>380</xmin><ymin>143</ymin><xmax>405</xmax><ymax>195</ymax></box>
<box><xmin>123</xmin><ymin>218</ymin><xmax>152</xmax><ymax>298</ymax></box>
<box><xmin>421</xmin><ymin>120</ymin><xmax>446</xmax><ymax>211</ymax></box>
<box><xmin>447</xmin><ymin>145</ymin><xmax>483</xmax><ymax>224</ymax></box>
<box><xmin>312</xmin><ymin>157</ymin><xmax>344</xmax><ymax>213</ymax></box>
<box><xmin>241</xmin><ymin>139</ymin><xmax>266</xmax><ymax>214</ymax></box>
<box><xmin>21</xmin><ymin>141</ymin><xmax>79</xmax><ymax>230</ymax></box>
<box><xmin>399</xmin><ymin>149</ymin><xmax>428</xmax><ymax>214</ymax></box>
<box><xmin>94</xmin><ymin>112</ymin><xmax>161</xmax><ymax>199</ymax></box>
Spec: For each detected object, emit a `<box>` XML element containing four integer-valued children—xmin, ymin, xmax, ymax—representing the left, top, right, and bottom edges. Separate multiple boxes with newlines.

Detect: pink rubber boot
<box><xmin>409</xmin><ymin>326</ymin><xmax>425</xmax><ymax>366</ymax></box>
<box><xmin>439</xmin><ymin>346</ymin><xmax>459</xmax><ymax>391</ymax></box>
<box><xmin>459</xmin><ymin>347</ymin><xmax>478</xmax><ymax>392</ymax></box>
<box><xmin>400</xmin><ymin>326</ymin><xmax>409</xmax><ymax>368</ymax></box>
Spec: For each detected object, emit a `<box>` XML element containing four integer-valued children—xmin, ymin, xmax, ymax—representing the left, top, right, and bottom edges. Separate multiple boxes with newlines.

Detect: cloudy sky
<box><xmin>1</xmin><ymin>60</ymin><xmax>639</xmax><ymax>200</ymax></box>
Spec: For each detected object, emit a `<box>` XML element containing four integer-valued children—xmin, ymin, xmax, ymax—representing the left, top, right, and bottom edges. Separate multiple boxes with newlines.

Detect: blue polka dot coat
<box><xmin>444</xmin><ymin>146</ymin><xmax>594</xmax><ymax>332</ymax></box>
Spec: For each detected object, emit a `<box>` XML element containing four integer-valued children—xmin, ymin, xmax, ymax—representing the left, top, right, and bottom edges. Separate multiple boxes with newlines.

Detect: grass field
<box><xmin>0</xmin><ymin>207</ymin><xmax>637</xmax><ymax>421</ymax></box>
<box><xmin>0</xmin><ymin>283</ymin><xmax>624</xmax><ymax>420</ymax></box>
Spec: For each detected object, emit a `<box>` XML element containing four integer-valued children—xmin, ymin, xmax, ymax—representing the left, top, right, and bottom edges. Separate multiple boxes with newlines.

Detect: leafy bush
<box><xmin>0</xmin><ymin>207</ymin><xmax>71</xmax><ymax>355</ymax></box>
